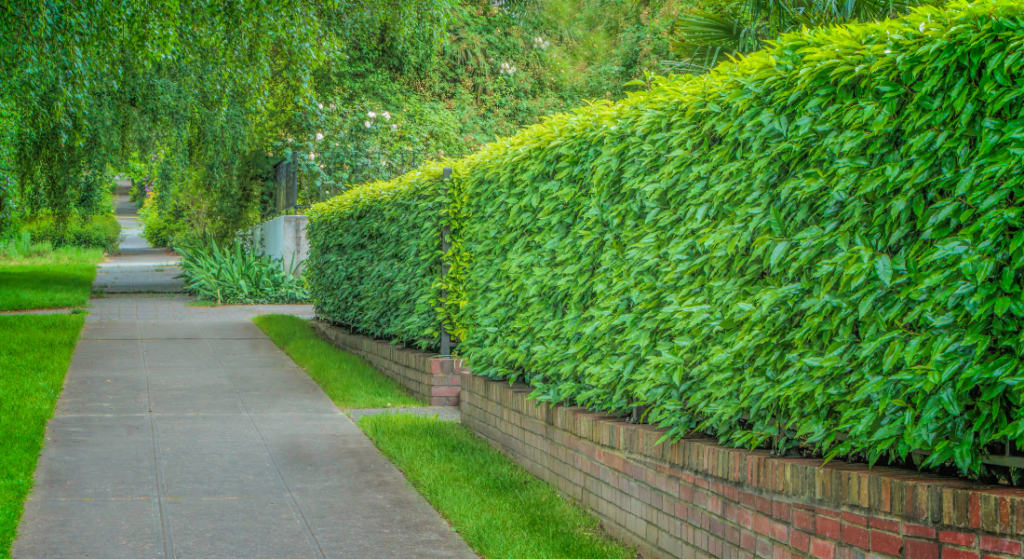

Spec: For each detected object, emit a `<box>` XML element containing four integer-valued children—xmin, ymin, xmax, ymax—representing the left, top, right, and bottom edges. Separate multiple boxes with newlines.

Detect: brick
<box><xmin>738</xmin><ymin>507</ymin><xmax>754</xmax><ymax>529</ymax></box>
<box><xmin>757</xmin><ymin>537</ymin><xmax>775</xmax><ymax>559</ymax></box>
<box><xmin>940</xmin><ymin>532</ymin><xmax>977</xmax><ymax>547</ymax></box>
<box><xmin>943</xmin><ymin>549</ymin><xmax>980</xmax><ymax>559</ymax></box>
<box><xmin>980</xmin><ymin>536</ymin><xmax>1021</xmax><ymax>556</ymax></box>
<box><xmin>794</xmin><ymin>509</ymin><xmax>816</xmax><ymax>532</ymax></box>
<box><xmin>811</xmin><ymin>537</ymin><xmax>836</xmax><ymax>559</ymax></box>
<box><xmin>770</xmin><ymin>521</ymin><xmax>789</xmax><ymax>544</ymax></box>
<box><xmin>742</xmin><ymin>531</ymin><xmax>757</xmax><ymax>551</ymax></box>
<box><xmin>774</xmin><ymin>502</ymin><xmax>792</xmax><ymax>522</ymax></box>
<box><xmin>792</xmin><ymin>530</ymin><xmax>811</xmax><ymax>552</ymax></box>
<box><xmin>755</xmin><ymin>514</ymin><xmax>772</xmax><ymax>536</ymax></box>
<box><xmin>817</xmin><ymin>516</ymin><xmax>842</xmax><ymax>540</ymax></box>
<box><xmin>843</xmin><ymin>523</ymin><xmax>870</xmax><ymax>550</ymax></box>
<box><xmin>907</xmin><ymin>540</ymin><xmax>940</xmax><ymax>559</ymax></box>
<box><xmin>740</xmin><ymin>491</ymin><xmax>757</xmax><ymax>508</ymax></box>
<box><xmin>869</xmin><ymin>518</ymin><xmax>900</xmax><ymax>533</ymax></box>
<box><xmin>757</xmin><ymin>497</ymin><xmax>774</xmax><ymax>515</ymax></box>
<box><xmin>775</xmin><ymin>547</ymin><xmax>794</xmax><ymax>559</ymax></box>
<box><xmin>431</xmin><ymin>385</ymin><xmax>460</xmax><ymax>397</ymax></box>
<box><xmin>872</xmin><ymin>529</ymin><xmax>903</xmax><ymax>557</ymax></box>
<box><xmin>842</xmin><ymin>512</ymin><xmax>868</xmax><ymax>526</ymax></box>
<box><xmin>905</xmin><ymin>524</ymin><xmax>938</xmax><ymax>539</ymax></box>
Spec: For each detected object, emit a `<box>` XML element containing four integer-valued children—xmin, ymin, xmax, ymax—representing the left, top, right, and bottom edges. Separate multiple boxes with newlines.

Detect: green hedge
<box><xmin>310</xmin><ymin>0</ymin><xmax>1024</xmax><ymax>474</ymax></box>
<box><xmin>308</xmin><ymin>163</ymin><xmax>456</xmax><ymax>347</ymax></box>
<box><xmin>22</xmin><ymin>215</ymin><xmax>121</xmax><ymax>253</ymax></box>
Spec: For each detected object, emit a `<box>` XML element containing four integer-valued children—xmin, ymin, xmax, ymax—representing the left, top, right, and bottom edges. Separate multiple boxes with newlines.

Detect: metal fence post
<box><xmin>439</xmin><ymin>167</ymin><xmax>452</xmax><ymax>357</ymax></box>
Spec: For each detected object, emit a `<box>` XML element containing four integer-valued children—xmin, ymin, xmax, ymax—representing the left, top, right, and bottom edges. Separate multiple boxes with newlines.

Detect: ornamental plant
<box><xmin>309</xmin><ymin>0</ymin><xmax>1024</xmax><ymax>475</ymax></box>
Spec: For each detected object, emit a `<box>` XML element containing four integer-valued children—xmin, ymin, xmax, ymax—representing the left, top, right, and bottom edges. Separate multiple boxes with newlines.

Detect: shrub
<box><xmin>307</xmin><ymin>162</ymin><xmax>457</xmax><ymax>348</ymax></box>
<box><xmin>22</xmin><ymin>215</ymin><xmax>121</xmax><ymax>253</ymax></box>
<box><xmin>309</xmin><ymin>0</ymin><xmax>1024</xmax><ymax>475</ymax></box>
<box><xmin>176</xmin><ymin>237</ymin><xmax>308</xmax><ymax>304</ymax></box>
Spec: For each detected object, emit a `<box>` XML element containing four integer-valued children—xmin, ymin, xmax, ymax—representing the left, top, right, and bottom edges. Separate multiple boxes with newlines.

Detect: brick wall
<box><xmin>310</xmin><ymin>321</ymin><xmax>463</xmax><ymax>406</ymax></box>
<box><xmin>460</xmin><ymin>374</ymin><xmax>1024</xmax><ymax>559</ymax></box>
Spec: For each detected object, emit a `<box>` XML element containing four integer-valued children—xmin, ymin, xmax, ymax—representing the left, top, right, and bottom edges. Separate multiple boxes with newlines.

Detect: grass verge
<box><xmin>252</xmin><ymin>314</ymin><xmax>423</xmax><ymax>408</ymax></box>
<box><xmin>0</xmin><ymin>265</ymin><xmax>97</xmax><ymax>311</ymax></box>
<box><xmin>359</xmin><ymin>414</ymin><xmax>636</xmax><ymax>559</ymax></box>
<box><xmin>0</xmin><ymin>315</ymin><xmax>85</xmax><ymax>558</ymax></box>
<box><xmin>0</xmin><ymin>248</ymin><xmax>104</xmax><ymax>311</ymax></box>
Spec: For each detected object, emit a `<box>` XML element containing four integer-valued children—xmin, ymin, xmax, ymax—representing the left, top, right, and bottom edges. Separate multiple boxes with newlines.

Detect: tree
<box><xmin>667</xmin><ymin>0</ymin><xmax>909</xmax><ymax>72</ymax></box>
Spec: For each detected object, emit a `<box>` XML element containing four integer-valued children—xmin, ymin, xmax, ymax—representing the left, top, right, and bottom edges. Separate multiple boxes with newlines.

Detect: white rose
<box><xmin>315</xmin><ymin>133</ymin><xmax>324</xmax><ymax>141</ymax></box>
<box><xmin>364</xmin><ymin>120</ymin><xmax>372</xmax><ymax>128</ymax></box>
<box><xmin>382</xmin><ymin>111</ymin><xmax>391</xmax><ymax>121</ymax></box>
<box><xmin>367</xmin><ymin>111</ymin><xmax>377</xmax><ymax>118</ymax></box>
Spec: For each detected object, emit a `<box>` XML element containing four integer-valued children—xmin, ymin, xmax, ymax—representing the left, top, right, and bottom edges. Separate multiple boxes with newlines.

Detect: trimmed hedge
<box><xmin>310</xmin><ymin>0</ymin><xmax>1024</xmax><ymax>474</ymax></box>
<box><xmin>308</xmin><ymin>163</ymin><xmax>457</xmax><ymax>347</ymax></box>
<box><xmin>22</xmin><ymin>215</ymin><xmax>121</xmax><ymax>253</ymax></box>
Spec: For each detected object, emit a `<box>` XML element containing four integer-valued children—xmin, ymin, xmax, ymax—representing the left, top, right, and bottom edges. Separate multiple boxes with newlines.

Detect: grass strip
<box><xmin>0</xmin><ymin>265</ymin><xmax>97</xmax><ymax>311</ymax></box>
<box><xmin>252</xmin><ymin>314</ymin><xmax>423</xmax><ymax>408</ymax></box>
<box><xmin>0</xmin><ymin>315</ymin><xmax>85</xmax><ymax>558</ymax></box>
<box><xmin>359</xmin><ymin>414</ymin><xmax>635</xmax><ymax>559</ymax></box>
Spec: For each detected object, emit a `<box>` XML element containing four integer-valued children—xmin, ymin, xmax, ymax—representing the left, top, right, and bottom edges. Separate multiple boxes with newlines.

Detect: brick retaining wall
<box><xmin>310</xmin><ymin>321</ymin><xmax>463</xmax><ymax>405</ymax></box>
<box><xmin>460</xmin><ymin>373</ymin><xmax>1024</xmax><ymax>559</ymax></box>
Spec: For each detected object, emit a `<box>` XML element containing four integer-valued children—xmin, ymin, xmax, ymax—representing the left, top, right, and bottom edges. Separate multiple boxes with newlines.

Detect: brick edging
<box><xmin>310</xmin><ymin>320</ymin><xmax>464</xmax><ymax>406</ymax></box>
<box><xmin>460</xmin><ymin>374</ymin><xmax>1024</xmax><ymax>559</ymax></box>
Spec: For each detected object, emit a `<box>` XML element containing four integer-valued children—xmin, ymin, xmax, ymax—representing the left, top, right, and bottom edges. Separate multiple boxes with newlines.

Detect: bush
<box><xmin>309</xmin><ymin>0</ymin><xmax>1024</xmax><ymax>475</ymax></box>
<box><xmin>307</xmin><ymin>162</ymin><xmax>455</xmax><ymax>347</ymax></box>
<box><xmin>176</xmin><ymin>237</ymin><xmax>308</xmax><ymax>304</ymax></box>
<box><xmin>22</xmin><ymin>215</ymin><xmax>121</xmax><ymax>253</ymax></box>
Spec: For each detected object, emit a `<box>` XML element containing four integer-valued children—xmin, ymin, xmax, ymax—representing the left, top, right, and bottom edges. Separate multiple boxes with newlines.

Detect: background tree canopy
<box><xmin>1</xmin><ymin>0</ymin><xmax>913</xmax><ymax>243</ymax></box>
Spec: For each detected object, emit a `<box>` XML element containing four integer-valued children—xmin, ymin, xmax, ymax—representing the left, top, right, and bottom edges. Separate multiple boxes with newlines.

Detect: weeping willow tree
<box><xmin>0</xmin><ymin>0</ymin><xmax>455</xmax><ymax>239</ymax></box>
<box><xmin>667</xmin><ymin>0</ymin><xmax>913</xmax><ymax>72</ymax></box>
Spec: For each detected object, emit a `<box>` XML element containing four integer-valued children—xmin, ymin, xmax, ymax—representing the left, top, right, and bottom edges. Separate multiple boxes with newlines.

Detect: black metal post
<box><xmin>439</xmin><ymin>167</ymin><xmax>452</xmax><ymax>357</ymax></box>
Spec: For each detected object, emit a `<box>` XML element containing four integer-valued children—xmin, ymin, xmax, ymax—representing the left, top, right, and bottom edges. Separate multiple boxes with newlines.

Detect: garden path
<box><xmin>13</xmin><ymin>194</ymin><xmax>476</xmax><ymax>558</ymax></box>
<box><xmin>93</xmin><ymin>182</ymin><xmax>182</xmax><ymax>294</ymax></box>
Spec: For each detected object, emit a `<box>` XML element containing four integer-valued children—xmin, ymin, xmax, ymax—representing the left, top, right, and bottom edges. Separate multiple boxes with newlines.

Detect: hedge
<box><xmin>22</xmin><ymin>214</ymin><xmax>122</xmax><ymax>253</ymax></box>
<box><xmin>307</xmin><ymin>162</ymin><xmax>463</xmax><ymax>347</ymax></box>
<box><xmin>309</xmin><ymin>0</ymin><xmax>1024</xmax><ymax>475</ymax></box>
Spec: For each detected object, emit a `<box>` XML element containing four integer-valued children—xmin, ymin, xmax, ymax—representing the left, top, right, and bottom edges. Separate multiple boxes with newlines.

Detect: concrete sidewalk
<box><xmin>14</xmin><ymin>318</ymin><xmax>475</xmax><ymax>558</ymax></box>
<box><xmin>13</xmin><ymin>183</ymin><xmax>476</xmax><ymax>558</ymax></box>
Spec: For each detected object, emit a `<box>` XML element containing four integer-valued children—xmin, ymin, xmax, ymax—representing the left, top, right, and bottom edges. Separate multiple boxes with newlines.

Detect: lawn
<box><xmin>0</xmin><ymin>315</ymin><xmax>84</xmax><ymax>558</ymax></box>
<box><xmin>0</xmin><ymin>248</ymin><xmax>104</xmax><ymax>311</ymax></box>
<box><xmin>252</xmin><ymin>314</ymin><xmax>423</xmax><ymax>408</ymax></box>
<box><xmin>359</xmin><ymin>414</ymin><xmax>636</xmax><ymax>559</ymax></box>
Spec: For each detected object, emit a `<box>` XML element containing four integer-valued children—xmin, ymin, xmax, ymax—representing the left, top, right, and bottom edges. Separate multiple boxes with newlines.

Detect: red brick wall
<box><xmin>310</xmin><ymin>321</ymin><xmax>463</xmax><ymax>405</ymax></box>
<box><xmin>460</xmin><ymin>373</ymin><xmax>1024</xmax><ymax>559</ymax></box>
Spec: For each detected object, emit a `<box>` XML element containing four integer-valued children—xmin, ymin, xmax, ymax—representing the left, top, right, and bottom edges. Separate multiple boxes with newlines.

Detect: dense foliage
<box><xmin>307</xmin><ymin>163</ymin><xmax>453</xmax><ymax>346</ymax></box>
<box><xmin>21</xmin><ymin>215</ymin><xmax>121</xmax><ymax>253</ymax></box>
<box><xmin>0</xmin><ymin>0</ymin><xmax>455</xmax><ymax>244</ymax></box>
<box><xmin>176</xmin><ymin>237</ymin><xmax>308</xmax><ymax>304</ymax></box>
<box><xmin>309</xmin><ymin>0</ymin><xmax>1024</xmax><ymax>475</ymax></box>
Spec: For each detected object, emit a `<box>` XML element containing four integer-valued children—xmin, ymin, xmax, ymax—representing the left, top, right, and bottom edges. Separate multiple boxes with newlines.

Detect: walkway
<box><xmin>13</xmin><ymin>185</ymin><xmax>476</xmax><ymax>558</ymax></box>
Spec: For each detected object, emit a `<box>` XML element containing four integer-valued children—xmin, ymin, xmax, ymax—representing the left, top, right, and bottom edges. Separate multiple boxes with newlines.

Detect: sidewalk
<box><xmin>13</xmin><ymin>189</ymin><xmax>476</xmax><ymax>558</ymax></box>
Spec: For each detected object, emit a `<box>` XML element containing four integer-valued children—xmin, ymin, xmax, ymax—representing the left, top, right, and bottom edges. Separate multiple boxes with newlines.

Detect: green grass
<box><xmin>187</xmin><ymin>299</ymin><xmax>222</xmax><ymax>307</ymax></box>
<box><xmin>252</xmin><ymin>314</ymin><xmax>424</xmax><ymax>408</ymax></box>
<box><xmin>359</xmin><ymin>414</ymin><xmax>636</xmax><ymax>559</ymax></box>
<box><xmin>0</xmin><ymin>247</ymin><xmax>103</xmax><ymax>311</ymax></box>
<box><xmin>0</xmin><ymin>265</ymin><xmax>98</xmax><ymax>311</ymax></box>
<box><xmin>0</xmin><ymin>315</ymin><xmax>85</xmax><ymax>558</ymax></box>
<box><xmin>0</xmin><ymin>246</ymin><xmax>105</xmax><ymax>268</ymax></box>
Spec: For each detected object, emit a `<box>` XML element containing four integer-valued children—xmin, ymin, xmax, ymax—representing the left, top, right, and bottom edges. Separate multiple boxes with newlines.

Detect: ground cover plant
<box><xmin>176</xmin><ymin>237</ymin><xmax>308</xmax><ymax>305</ymax></box>
<box><xmin>253</xmin><ymin>314</ymin><xmax>423</xmax><ymax>408</ymax></box>
<box><xmin>0</xmin><ymin>315</ymin><xmax>84</xmax><ymax>558</ymax></box>
<box><xmin>309</xmin><ymin>0</ymin><xmax>1024</xmax><ymax>476</ymax></box>
<box><xmin>359</xmin><ymin>413</ymin><xmax>635</xmax><ymax>559</ymax></box>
